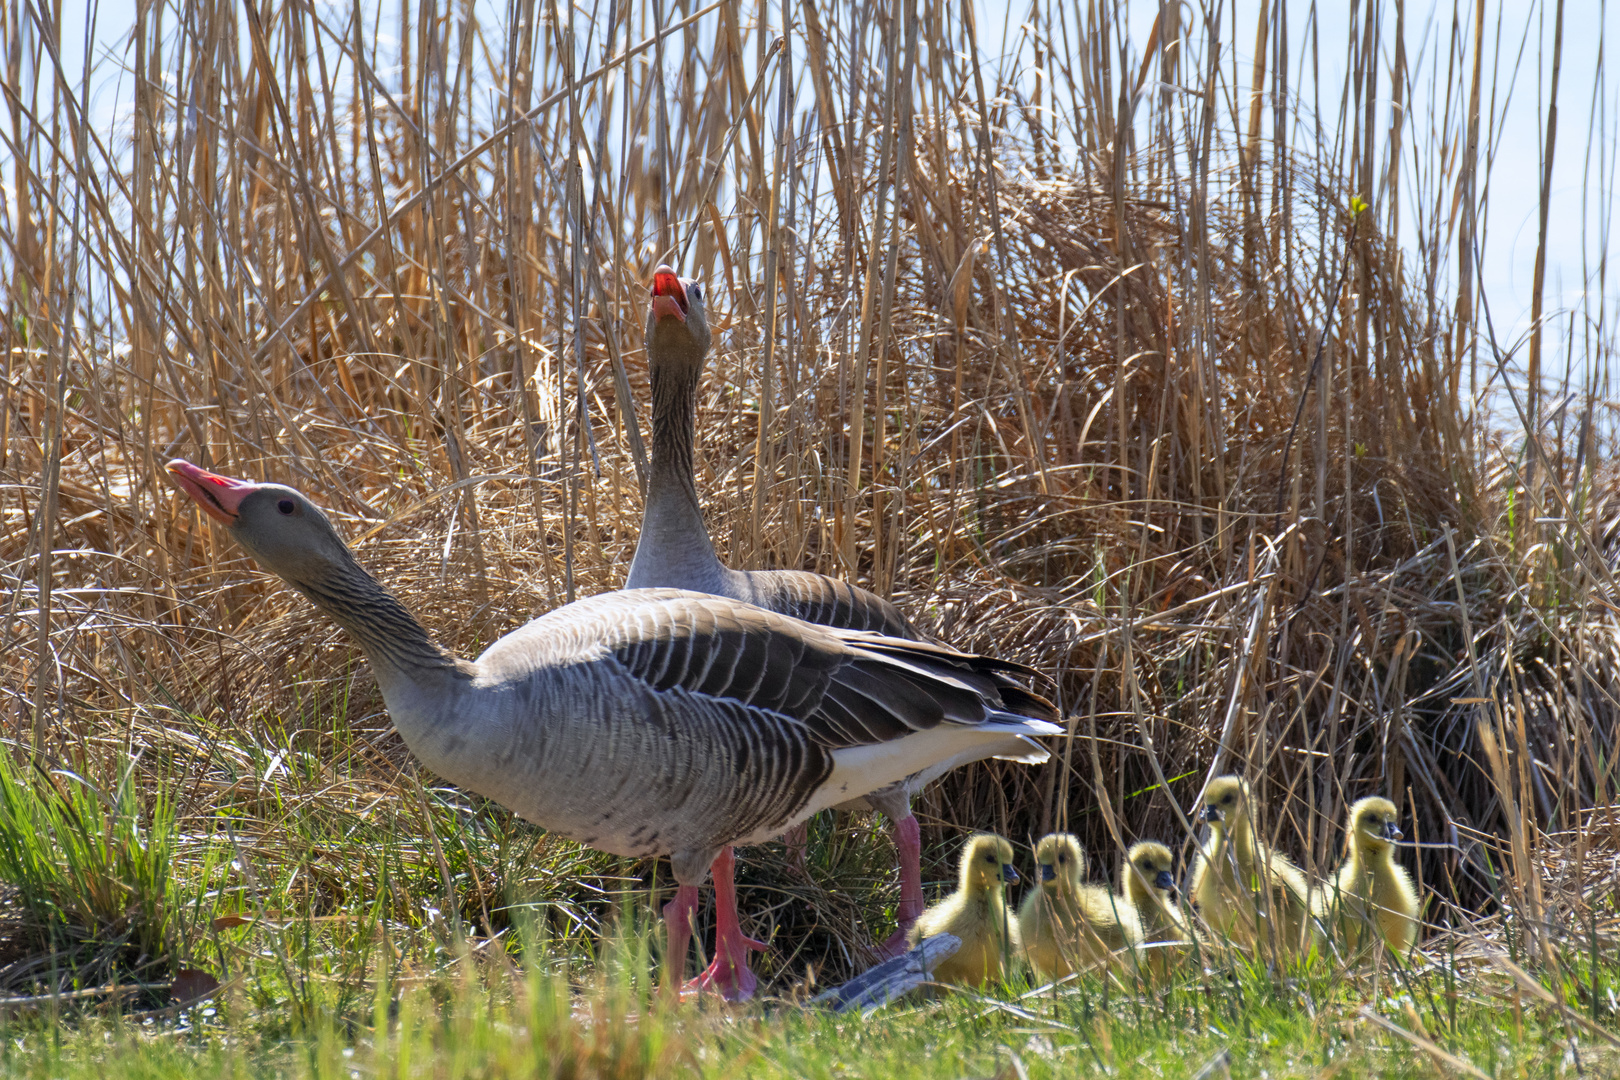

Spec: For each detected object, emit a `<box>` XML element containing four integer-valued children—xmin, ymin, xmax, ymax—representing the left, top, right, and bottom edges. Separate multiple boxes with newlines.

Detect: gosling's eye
<box><xmin>984</xmin><ymin>854</ymin><xmax>997</xmax><ymax>863</ymax></box>
<box><xmin>689</xmin><ymin>282</ymin><xmax>703</xmax><ymax>300</ymax></box>
<box><xmin>277</xmin><ymin>499</ymin><xmax>296</xmax><ymax>515</ymax></box>
<box><xmin>1057</xmin><ymin>854</ymin><xmax>1068</xmax><ymax>865</ymax></box>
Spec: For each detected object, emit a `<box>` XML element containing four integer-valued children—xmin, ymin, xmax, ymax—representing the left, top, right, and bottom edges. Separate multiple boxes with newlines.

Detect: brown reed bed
<box><xmin>1</xmin><ymin>0</ymin><xmax>1617</xmax><ymax>992</ymax></box>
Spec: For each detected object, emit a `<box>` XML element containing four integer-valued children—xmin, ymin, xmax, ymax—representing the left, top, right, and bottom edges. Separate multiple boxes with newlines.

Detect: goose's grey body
<box><xmin>418</xmin><ymin>587</ymin><xmax>1051</xmax><ymax>879</ymax></box>
<box><xmin>165</xmin><ymin>457</ymin><xmax>1061</xmax><ymax>996</ymax></box>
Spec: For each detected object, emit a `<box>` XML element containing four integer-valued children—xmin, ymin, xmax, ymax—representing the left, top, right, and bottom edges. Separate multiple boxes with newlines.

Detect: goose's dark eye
<box><xmin>1057</xmin><ymin>854</ymin><xmax>1068</xmax><ymax>864</ymax></box>
<box><xmin>984</xmin><ymin>854</ymin><xmax>996</xmax><ymax>863</ymax></box>
<box><xmin>277</xmin><ymin>499</ymin><xmax>296</xmax><ymax>515</ymax></box>
<box><xmin>690</xmin><ymin>282</ymin><xmax>703</xmax><ymax>300</ymax></box>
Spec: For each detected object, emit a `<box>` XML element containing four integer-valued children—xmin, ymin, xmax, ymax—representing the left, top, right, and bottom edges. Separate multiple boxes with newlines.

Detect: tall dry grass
<box><xmin>2</xmin><ymin>0</ymin><xmax>1618</xmax><ymax>984</ymax></box>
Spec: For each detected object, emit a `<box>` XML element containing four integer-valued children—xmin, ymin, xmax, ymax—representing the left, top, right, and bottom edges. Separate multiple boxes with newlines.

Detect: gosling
<box><xmin>1124</xmin><ymin>841</ymin><xmax>1190</xmax><ymax>945</ymax></box>
<box><xmin>908</xmin><ymin>833</ymin><xmax>1021</xmax><ymax>988</ymax></box>
<box><xmin>1018</xmin><ymin>833</ymin><xmax>1143</xmax><ymax>981</ymax></box>
<box><xmin>1189</xmin><ymin>775</ymin><xmax>1315</xmax><ymax>954</ymax></box>
<box><xmin>1314</xmin><ymin>796</ymin><xmax>1419</xmax><ymax>957</ymax></box>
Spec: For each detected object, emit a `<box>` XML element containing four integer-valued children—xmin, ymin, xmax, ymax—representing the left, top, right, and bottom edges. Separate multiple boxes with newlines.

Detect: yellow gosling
<box><xmin>1018</xmin><ymin>833</ymin><xmax>1143</xmax><ymax>981</ymax></box>
<box><xmin>1189</xmin><ymin>775</ymin><xmax>1315</xmax><ymax>955</ymax></box>
<box><xmin>908</xmin><ymin>833</ymin><xmax>1020</xmax><ymax>988</ymax></box>
<box><xmin>1124</xmin><ymin>840</ymin><xmax>1192</xmax><ymax>977</ymax></box>
<box><xmin>1314</xmin><ymin>796</ymin><xmax>1420</xmax><ymax>958</ymax></box>
<box><xmin>1125</xmin><ymin>841</ymin><xmax>1190</xmax><ymax>944</ymax></box>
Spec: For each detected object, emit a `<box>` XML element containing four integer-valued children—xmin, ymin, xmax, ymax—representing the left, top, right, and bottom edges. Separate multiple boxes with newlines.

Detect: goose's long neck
<box><xmin>966</xmin><ymin>875</ymin><xmax>1005</xmax><ymax>912</ymax></box>
<box><xmin>296</xmin><ymin>548</ymin><xmax>464</xmax><ymax>691</ymax></box>
<box><xmin>1046</xmin><ymin>875</ymin><xmax>1080</xmax><ymax>902</ymax></box>
<box><xmin>627</xmin><ymin>360</ymin><xmax>726</xmax><ymax>592</ymax></box>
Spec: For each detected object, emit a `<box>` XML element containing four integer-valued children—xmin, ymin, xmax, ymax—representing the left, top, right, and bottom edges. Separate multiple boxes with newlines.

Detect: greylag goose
<box><xmin>1124</xmin><ymin>840</ymin><xmax>1191</xmax><ymax>945</ymax></box>
<box><xmin>1123</xmin><ymin>840</ymin><xmax>1192</xmax><ymax>978</ymax></box>
<box><xmin>629</xmin><ymin>265</ymin><xmax>1049</xmax><ymax>958</ymax></box>
<box><xmin>166</xmin><ymin>459</ymin><xmax>1061</xmax><ymax>1001</ymax></box>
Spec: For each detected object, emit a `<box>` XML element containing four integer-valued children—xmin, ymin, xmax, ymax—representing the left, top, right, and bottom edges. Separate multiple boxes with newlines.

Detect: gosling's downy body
<box><xmin>1124</xmin><ymin>841</ymin><xmax>1189</xmax><ymax>945</ymax></box>
<box><xmin>1123</xmin><ymin>840</ymin><xmax>1191</xmax><ymax>977</ymax></box>
<box><xmin>908</xmin><ymin>834</ymin><xmax>1021</xmax><ymax>987</ymax></box>
<box><xmin>1314</xmin><ymin>797</ymin><xmax>1419</xmax><ymax>957</ymax></box>
<box><xmin>1018</xmin><ymin>834</ymin><xmax>1143</xmax><ymax>980</ymax></box>
<box><xmin>1189</xmin><ymin>776</ymin><xmax>1315</xmax><ymax>954</ymax></box>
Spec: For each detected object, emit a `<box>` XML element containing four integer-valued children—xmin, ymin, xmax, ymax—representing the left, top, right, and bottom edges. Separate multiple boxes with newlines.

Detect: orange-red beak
<box><xmin>167</xmin><ymin>458</ymin><xmax>258</xmax><ymax>526</ymax></box>
<box><xmin>650</xmin><ymin>264</ymin><xmax>688</xmax><ymax>323</ymax></box>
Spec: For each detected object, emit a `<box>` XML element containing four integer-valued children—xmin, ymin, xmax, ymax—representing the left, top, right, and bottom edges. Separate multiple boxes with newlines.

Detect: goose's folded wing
<box><xmin>519</xmin><ymin>590</ymin><xmax>1060</xmax><ymax>753</ymax></box>
<box><xmin>600</xmin><ymin>591</ymin><xmax>847</xmax><ymax>717</ymax></box>
<box><xmin>479</xmin><ymin>586</ymin><xmax>1062</xmax><ymax>757</ymax></box>
<box><xmin>836</xmin><ymin>630</ymin><xmax>1058</xmax><ymax>719</ymax></box>
<box><xmin>747</xmin><ymin>570</ymin><xmax>924</xmax><ymax>640</ymax></box>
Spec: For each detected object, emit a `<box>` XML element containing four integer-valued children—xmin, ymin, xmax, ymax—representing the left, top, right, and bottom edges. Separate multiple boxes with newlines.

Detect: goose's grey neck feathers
<box><xmin>629</xmin><ymin>344</ymin><xmax>728</xmax><ymax>594</ymax></box>
<box><xmin>292</xmin><ymin>546</ymin><xmax>466</xmax><ymax>681</ymax></box>
<box><xmin>627</xmin><ymin>266</ymin><xmax>919</xmax><ymax>636</ymax></box>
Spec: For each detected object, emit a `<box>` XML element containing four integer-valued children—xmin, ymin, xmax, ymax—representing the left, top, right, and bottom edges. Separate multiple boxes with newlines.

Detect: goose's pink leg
<box><xmin>878</xmin><ymin>813</ymin><xmax>925</xmax><ymax>958</ymax></box>
<box><xmin>662</xmin><ymin>883</ymin><xmax>700</xmax><ymax>996</ymax></box>
<box><xmin>684</xmin><ymin>846</ymin><xmax>766</xmax><ymax>1001</ymax></box>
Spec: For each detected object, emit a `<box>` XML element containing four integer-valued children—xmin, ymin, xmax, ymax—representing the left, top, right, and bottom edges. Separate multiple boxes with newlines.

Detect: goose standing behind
<box><xmin>1018</xmin><ymin>833</ymin><xmax>1143</xmax><ymax>981</ymax></box>
<box><xmin>1189</xmin><ymin>776</ymin><xmax>1315</xmax><ymax>956</ymax></box>
<box><xmin>166</xmin><ymin>460</ymin><xmax>1061</xmax><ymax>1001</ymax></box>
<box><xmin>906</xmin><ymin>834</ymin><xmax>1021</xmax><ymax>987</ymax></box>
<box><xmin>1313</xmin><ymin>797</ymin><xmax>1419</xmax><ymax>957</ymax></box>
<box><xmin>629</xmin><ymin>266</ymin><xmax>1050</xmax><ymax>957</ymax></box>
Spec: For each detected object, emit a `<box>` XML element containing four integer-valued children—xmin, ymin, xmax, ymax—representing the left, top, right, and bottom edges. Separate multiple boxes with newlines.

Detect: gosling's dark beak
<box><xmin>1202</xmin><ymin>804</ymin><xmax>1222</xmax><ymax>822</ymax></box>
<box><xmin>1002</xmin><ymin>864</ymin><xmax>1020</xmax><ymax>884</ymax></box>
<box><xmin>1155</xmin><ymin>870</ymin><xmax>1176</xmax><ymax>892</ymax></box>
<box><xmin>1385</xmin><ymin>821</ymin><xmax>1404</xmax><ymax>841</ymax></box>
<box><xmin>1039</xmin><ymin>864</ymin><xmax>1056</xmax><ymax>883</ymax></box>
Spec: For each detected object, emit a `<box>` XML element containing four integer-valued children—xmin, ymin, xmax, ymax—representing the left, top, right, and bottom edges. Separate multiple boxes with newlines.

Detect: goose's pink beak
<box><xmin>651</xmin><ymin>264</ymin><xmax>688</xmax><ymax>323</ymax></box>
<box><xmin>167</xmin><ymin>459</ymin><xmax>257</xmax><ymax>526</ymax></box>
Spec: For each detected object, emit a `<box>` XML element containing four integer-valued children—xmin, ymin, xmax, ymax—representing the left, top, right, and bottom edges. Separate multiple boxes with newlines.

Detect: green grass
<box><xmin>0</xmin><ymin>740</ymin><xmax>1613</xmax><ymax>1079</ymax></box>
<box><xmin>0</xmin><ymin>934</ymin><xmax>1612</xmax><ymax>1079</ymax></box>
<box><xmin>1</xmin><ymin>705</ymin><xmax>1614</xmax><ymax>1077</ymax></box>
<box><xmin>0</xmin><ymin>747</ymin><xmax>220</xmax><ymax>989</ymax></box>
